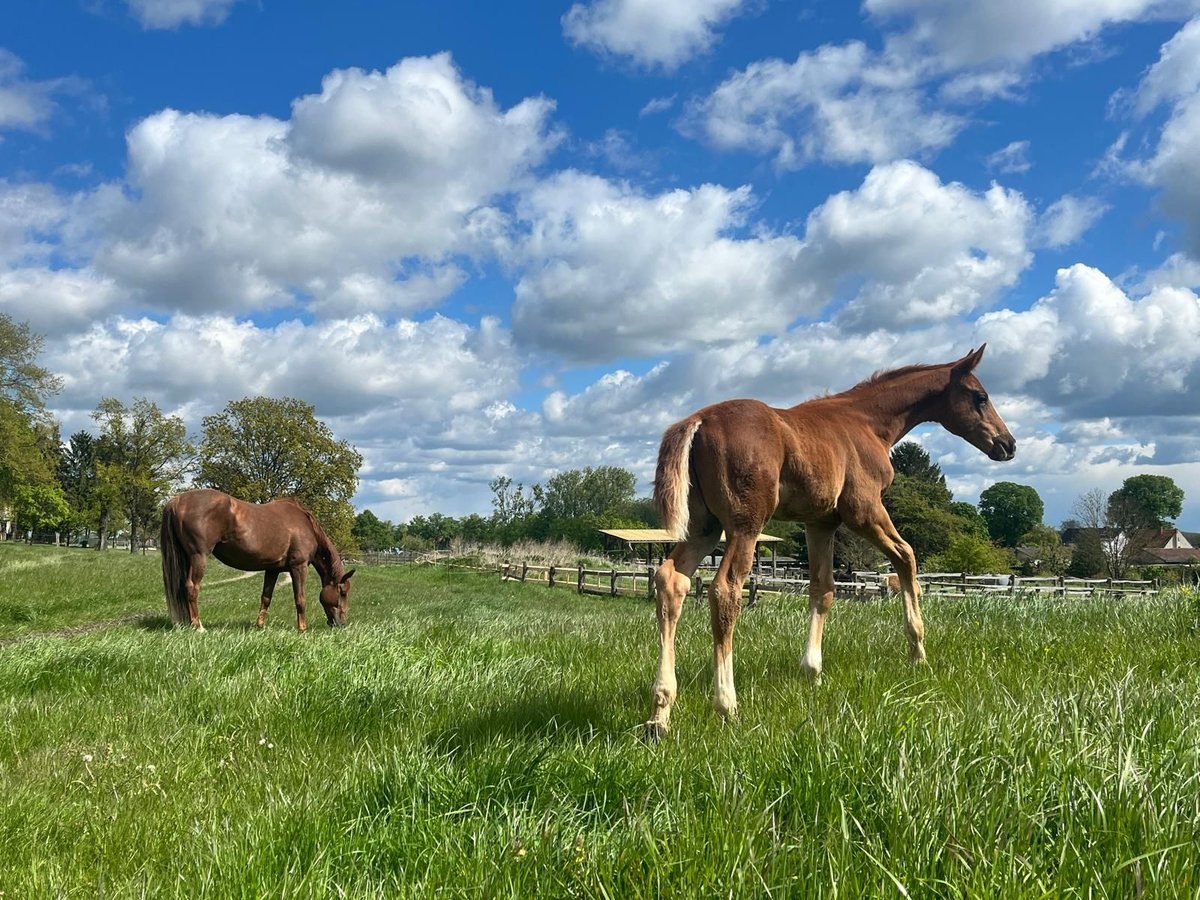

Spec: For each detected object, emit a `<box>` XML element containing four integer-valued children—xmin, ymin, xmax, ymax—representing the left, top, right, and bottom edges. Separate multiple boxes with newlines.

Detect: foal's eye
<box><xmin>973</xmin><ymin>391</ymin><xmax>988</xmax><ymax>408</ymax></box>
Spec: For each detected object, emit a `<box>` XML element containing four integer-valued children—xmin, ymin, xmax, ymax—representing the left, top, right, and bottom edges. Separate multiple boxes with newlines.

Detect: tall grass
<box><xmin>1</xmin><ymin>542</ymin><xmax>1198</xmax><ymax>897</ymax></box>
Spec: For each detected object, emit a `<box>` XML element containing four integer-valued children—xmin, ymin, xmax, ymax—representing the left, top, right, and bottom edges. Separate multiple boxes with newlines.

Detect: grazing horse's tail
<box><xmin>654</xmin><ymin>416</ymin><xmax>702</xmax><ymax>541</ymax></box>
<box><xmin>159</xmin><ymin>501</ymin><xmax>190</xmax><ymax>626</ymax></box>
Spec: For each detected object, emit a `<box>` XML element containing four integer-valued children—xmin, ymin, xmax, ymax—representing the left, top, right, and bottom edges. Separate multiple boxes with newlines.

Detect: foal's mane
<box><xmin>848</xmin><ymin>361</ymin><xmax>948</xmax><ymax>393</ymax></box>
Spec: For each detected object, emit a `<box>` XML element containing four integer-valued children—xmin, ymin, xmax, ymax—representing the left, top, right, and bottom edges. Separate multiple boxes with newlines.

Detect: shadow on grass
<box><xmin>426</xmin><ymin>688</ymin><xmax>618</xmax><ymax>758</ymax></box>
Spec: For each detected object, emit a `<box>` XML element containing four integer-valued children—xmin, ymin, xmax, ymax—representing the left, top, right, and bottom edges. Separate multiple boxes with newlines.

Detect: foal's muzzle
<box><xmin>988</xmin><ymin>434</ymin><xmax>1017</xmax><ymax>461</ymax></box>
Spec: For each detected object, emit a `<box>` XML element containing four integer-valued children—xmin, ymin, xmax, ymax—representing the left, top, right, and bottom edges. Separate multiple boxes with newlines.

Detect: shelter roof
<box><xmin>599</xmin><ymin>528</ymin><xmax>782</xmax><ymax>544</ymax></box>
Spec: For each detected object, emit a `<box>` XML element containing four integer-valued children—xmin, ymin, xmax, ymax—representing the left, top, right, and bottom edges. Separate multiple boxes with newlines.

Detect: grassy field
<box><xmin>1</xmin><ymin>541</ymin><xmax>1199</xmax><ymax>897</ymax></box>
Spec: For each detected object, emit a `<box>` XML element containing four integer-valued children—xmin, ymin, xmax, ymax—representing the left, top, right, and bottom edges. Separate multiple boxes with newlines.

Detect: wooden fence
<box><xmin>488</xmin><ymin>562</ymin><xmax>1159</xmax><ymax>603</ymax></box>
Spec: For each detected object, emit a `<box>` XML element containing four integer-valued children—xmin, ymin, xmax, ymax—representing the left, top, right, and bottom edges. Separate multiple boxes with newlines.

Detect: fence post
<box><xmin>521</xmin><ymin>562</ymin><xmax>528</xmax><ymax>583</ymax></box>
<box><xmin>1057</xmin><ymin>575</ymin><xmax>1064</xmax><ymax>599</ymax></box>
<box><xmin>646</xmin><ymin>566</ymin><xmax>655</xmax><ymax>601</ymax></box>
<box><xmin>1106</xmin><ymin>577</ymin><xmax>1113</xmax><ymax>597</ymax></box>
<box><xmin>577</xmin><ymin>565</ymin><xmax>584</xmax><ymax>594</ymax></box>
<box><xmin>610</xmin><ymin>569</ymin><xmax>618</xmax><ymax>596</ymax></box>
<box><xmin>747</xmin><ymin>576</ymin><xmax>758</xmax><ymax>609</ymax></box>
<box><xmin>548</xmin><ymin>565</ymin><xmax>556</xmax><ymax>589</ymax></box>
<box><xmin>1009</xmin><ymin>574</ymin><xmax>1016</xmax><ymax>596</ymax></box>
<box><xmin>502</xmin><ymin>562</ymin><xmax>510</xmax><ymax>581</ymax></box>
<box><xmin>695</xmin><ymin>575</ymin><xmax>704</xmax><ymax>601</ymax></box>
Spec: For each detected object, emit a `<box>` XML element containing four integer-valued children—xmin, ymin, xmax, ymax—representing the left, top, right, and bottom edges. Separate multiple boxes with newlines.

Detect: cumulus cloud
<box><xmin>45</xmin><ymin>312</ymin><xmax>519</xmax><ymax>421</ymax></box>
<box><xmin>802</xmin><ymin>161</ymin><xmax>1032</xmax><ymax>330</ymax></box>
<box><xmin>986</xmin><ymin>140</ymin><xmax>1031</xmax><ymax>174</ymax></box>
<box><xmin>689</xmin><ymin>42</ymin><xmax>963</xmax><ymax>168</ymax></box>
<box><xmin>976</xmin><ymin>264</ymin><xmax>1200</xmax><ymax>417</ymax></box>
<box><xmin>509</xmin><ymin>171</ymin><xmax>808</xmax><ymax>360</ymax></box>
<box><xmin>1126</xmin><ymin>17</ymin><xmax>1200</xmax><ymax>257</ymax></box>
<box><xmin>562</xmin><ymin>0</ymin><xmax>751</xmax><ymax>70</ymax></box>
<box><xmin>123</xmin><ymin>0</ymin><xmax>245</xmax><ymax>29</ymax></box>
<box><xmin>83</xmin><ymin>54</ymin><xmax>558</xmax><ymax>320</ymax></box>
<box><xmin>866</xmin><ymin>0</ymin><xmax>1188</xmax><ymax>69</ymax></box>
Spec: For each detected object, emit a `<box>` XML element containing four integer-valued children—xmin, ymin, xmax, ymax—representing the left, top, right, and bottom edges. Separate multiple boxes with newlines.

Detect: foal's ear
<box><xmin>341</xmin><ymin>569</ymin><xmax>356</xmax><ymax>583</ymax></box>
<box><xmin>951</xmin><ymin>344</ymin><xmax>986</xmax><ymax>378</ymax></box>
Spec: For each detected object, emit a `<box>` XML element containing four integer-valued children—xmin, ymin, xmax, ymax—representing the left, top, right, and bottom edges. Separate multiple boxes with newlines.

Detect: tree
<box><xmin>925</xmin><ymin>533</ymin><xmax>1013</xmax><ymax>575</ymax></box>
<box><xmin>57</xmin><ymin>431</ymin><xmax>100</xmax><ymax>541</ymax></box>
<box><xmin>0</xmin><ymin>316</ymin><xmax>64</xmax><ymax>539</ymax></box>
<box><xmin>93</xmin><ymin>398</ymin><xmax>194</xmax><ymax>552</ymax></box>
<box><xmin>1107</xmin><ymin>474</ymin><xmax>1184</xmax><ymax>529</ymax></box>
<box><xmin>1070</xmin><ymin>487</ymin><xmax>1148</xmax><ymax>579</ymax></box>
<box><xmin>1020</xmin><ymin>524</ymin><xmax>1071</xmax><ymax>576</ymax></box>
<box><xmin>352</xmin><ymin>509</ymin><xmax>395</xmax><ymax>552</ymax></box>
<box><xmin>197</xmin><ymin>397</ymin><xmax>362</xmax><ymax>550</ymax></box>
<box><xmin>883</xmin><ymin>474</ymin><xmax>958</xmax><ymax>559</ymax></box>
<box><xmin>0</xmin><ymin>313</ymin><xmax>62</xmax><ymax>414</ymax></box>
<box><xmin>978</xmin><ymin>482</ymin><xmax>1045</xmax><ymax>547</ymax></box>
<box><xmin>538</xmin><ymin>466</ymin><xmax>637</xmax><ymax>520</ymax></box>
<box><xmin>891</xmin><ymin>442</ymin><xmax>946</xmax><ymax>486</ymax></box>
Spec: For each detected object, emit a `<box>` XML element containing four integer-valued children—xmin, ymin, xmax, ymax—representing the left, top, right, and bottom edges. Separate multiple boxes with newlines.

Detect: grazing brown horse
<box><xmin>160</xmin><ymin>489</ymin><xmax>354</xmax><ymax>631</ymax></box>
<box><xmin>646</xmin><ymin>345</ymin><xmax>1015</xmax><ymax>738</ymax></box>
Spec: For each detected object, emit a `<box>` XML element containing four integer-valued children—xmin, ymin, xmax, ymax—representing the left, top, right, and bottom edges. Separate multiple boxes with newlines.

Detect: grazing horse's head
<box><xmin>939</xmin><ymin>345</ymin><xmax>1016</xmax><ymax>462</ymax></box>
<box><xmin>319</xmin><ymin>569</ymin><xmax>355</xmax><ymax>627</ymax></box>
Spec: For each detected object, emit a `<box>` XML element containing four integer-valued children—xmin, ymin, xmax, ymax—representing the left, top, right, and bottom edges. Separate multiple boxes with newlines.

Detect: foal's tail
<box><xmin>654</xmin><ymin>415</ymin><xmax>702</xmax><ymax>541</ymax></box>
<box><xmin>159</xmin><ymin>501</ymin><xmax>190</xmax><ymax>626</ymax></box>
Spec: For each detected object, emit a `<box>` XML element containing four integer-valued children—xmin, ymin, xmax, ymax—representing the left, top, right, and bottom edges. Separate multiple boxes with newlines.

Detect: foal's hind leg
<box><xmin>708</xmin><ymin>532</ymin><xmax>758</xmax><ymax>720</ymax></box>
<box><xmin>800</xmin><ymin>522</ymin><xmax>837</xmax><ymax>681</ymax></box>
<box><xmin>290</xmin><ymin>565</ymin><xmax>309</xmax><ymax>632</ymax></box>
<box><xmin>186</xmin><ymin>553</ymin><xmax>208</xmax><ymax>632</ymax></box>
<box><xmin>255</xmin><ymin>570</ymin><xmax>281</xmax><ymax>628</ymax></box>
<box><xmin>645</xmin><ymin>535</ymin><xmax>718</xmax><ymax>740</ymax></box>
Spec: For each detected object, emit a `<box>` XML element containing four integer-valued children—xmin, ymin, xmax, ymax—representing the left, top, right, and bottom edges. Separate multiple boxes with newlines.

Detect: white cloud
<box><xmin>78</xmin><ymin>54</ymin><xmax>558</xmax><ymax>320</ymax></box>
<box><xmin>802</xmin><ymin>161</ymin><xmax>1032</xmax><ymax>330</ymax></box>
<box><xmin>866</xmin><ymin>0</ymin><xmax>1190</xmax><ymax>69</ymax></box>
<box><xmin>976</xmin><ymin>264</ymin><xmax>1200</xmax><ymax>417</ymax></box>
<box><xmin>690</xmin><ymin>42</ymin><xmax>963</xmax><ymax>167</ymax></box>
<box><xmin>562</xmin><ymin>0</ymin><xmax>751</xmax><ymax>70</ymax></box>
<box><xmin>986</xmin><ymin>140</ymin><xmax>1031</xmax><ymax>174</ymax></box>
<box><xmin>0</xmin><ymin>50</ymin><xmax>80</xmax><ymax>134</ymax></box>
<box><xmin>1034</xmin><ymin>195</ymin><xmax>1109</xmax><ymax>248</ymax></box>
<box><xmin>509</xmin><ymin>171</ymin><xmax>808</xmax><ymax>360</ymax></box>
<box><xmin>123</xmin><ymin>0</ymin><xmax>244</xmax><ymax>29</ymax></box>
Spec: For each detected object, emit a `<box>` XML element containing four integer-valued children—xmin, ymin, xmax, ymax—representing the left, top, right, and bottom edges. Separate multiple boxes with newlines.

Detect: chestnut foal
<box><xmin>646</xmin><ymin>346</ymin><xmax>1015</xmax><ymax>738</ymax></box>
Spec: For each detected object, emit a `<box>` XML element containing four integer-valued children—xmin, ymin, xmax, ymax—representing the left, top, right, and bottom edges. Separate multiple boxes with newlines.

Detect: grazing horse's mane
<box><xmin>275</xmin><ymin>497</ymin><xmax>340</xmax><ymax>568</ymax></box>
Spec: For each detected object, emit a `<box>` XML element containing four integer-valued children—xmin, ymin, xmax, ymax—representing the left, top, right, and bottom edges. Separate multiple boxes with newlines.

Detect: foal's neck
<box><xmin>853</xmin><ymin>366</ymin><xmax>953</xmax><ymax>447</ymax></box>
<box><xmin>312</xmin><ymin>529</ymin><xmax>344</xmax><ymax>584</ymax></box>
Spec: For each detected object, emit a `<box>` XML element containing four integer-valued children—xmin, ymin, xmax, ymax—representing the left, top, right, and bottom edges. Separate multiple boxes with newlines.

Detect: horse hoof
<box><xmin>643</xmin><ymin>722</ymin><xmax>668</xmax><ymax>743</ymax></box>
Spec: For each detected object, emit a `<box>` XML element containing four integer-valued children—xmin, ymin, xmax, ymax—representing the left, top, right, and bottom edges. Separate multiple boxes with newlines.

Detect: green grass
<box><xmin>1</xmin><ymin>542</ymin><xmax>1199</xmax><ymax>897</ymax></box>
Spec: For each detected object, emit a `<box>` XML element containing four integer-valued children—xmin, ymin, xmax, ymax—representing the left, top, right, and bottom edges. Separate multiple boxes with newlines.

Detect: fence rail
<box><xmin>412</xmin><ymin>556</ymin><xmax>1161</xmax><ymax>604</ymax></box>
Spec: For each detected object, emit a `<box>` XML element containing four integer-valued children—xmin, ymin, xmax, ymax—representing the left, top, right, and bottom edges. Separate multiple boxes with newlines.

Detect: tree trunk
<box><xmin>98</xmin><ymin>508</ymin><xmax>109</xmax><ymax>550</ymax></box>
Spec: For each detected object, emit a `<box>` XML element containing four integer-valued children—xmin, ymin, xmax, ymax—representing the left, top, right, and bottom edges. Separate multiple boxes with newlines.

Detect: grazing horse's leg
<box><xmin>646</xmin><ymin>535</ymin><xmax>718</xmax><ymax>740</ymax></box>
<box><xmin>848</xmin><ymin>507</ymin><xmax>926</xmax><ymax>663</ymax></box>
<box><xmin>186</xmin><ymin>553</ymin><xmax>208</xmax><ymax>632</ymax></box>
<box><xmin>709</xmin><ymin>532</ymin><xmax>759</xmax><ymax>720</ymax></box>
<box><xmin>290</xmin><ymin>565</ymin><xmax>309</xmax><ymax>632</ymax></box>
<box><xmin>255</xmin><ymin>570</ymin><xmax>281</xmax><ymax>628</ymax></box>
<box><xmin>800</xmin><ymin>523</ymin><xmax>838</xmax><ymax>681</ymax></box>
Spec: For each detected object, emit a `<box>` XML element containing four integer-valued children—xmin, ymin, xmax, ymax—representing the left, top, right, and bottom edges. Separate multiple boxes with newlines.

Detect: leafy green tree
<box><xmin>1020</xmin><ymin>524</ymin><xmax>1071</xmax><ymax>576</ymax></box>
<box><xmin>925</xmin><ymin>533</ymin><xmax>1013</xmax><ymax>575</ymax></box>
<box><xmin>94</xmin><ymin>398</ymin><xmax>194</xmax><ymax>552</ymax></box>
<box><xmin>0</xmin><ymin>313</ymin><xmax>62</xmax><ymax>414</ymax></box>
<box><xmin>1107</xmin><ymin>474</ymin><xmax>1184</xmax><ymax>529</ymax></box>
<box><xmin>0</xmin><ymin>316</ymin><xmax>65</xmax><ymax>539</ymax></box>
<box><xmin>489</xmin><ymin>476</ymin><xmax>536</xmax><ymax>529</ymax></box>
<box><xmin>891</xmin><ymin>442</ymin><xmax>946</xmax><ymax>487</ymax></box>
<box><xmin>197</xmin><ymin>397</ymin><xmax>362</xmax><ymax>550</ymax></box>
<box><xmin>57</xmin><ymin>431</ymin><xmax>100</xmax><ymax>541</ymax></box>
<box><xmin>883</xmin><ymin>474</ymin><xmax>958</xmax><ymax>559</ymax></box>
<box><xmin>950</xmin><ymin>501</ymin><xmax>991</xmax><ymax>540</ymax></box>
<box><xmin>978</xmin><ymin>482</ymin><xmax>1045</xmax><ymax>547</ymax></box>
<box><xmin>539</xmin><ymin>466</ymin><xmax>637</xmax><ymax>520</ymax></box>
<box><xmin>352</xmin><ymin>509</ymin><xmax>396</xmax><ymax>551</ymax></box>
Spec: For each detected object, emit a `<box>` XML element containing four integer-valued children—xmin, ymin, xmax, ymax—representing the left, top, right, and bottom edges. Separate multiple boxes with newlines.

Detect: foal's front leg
<box><xmin>848</xmin><ymin>508</ymin><xmax>925</xmax><ymax>664</ymax></box>
<box><xmin>255</xmin><ymin>570</ymin><xmax>280</xmax><ymax>628</ymax></box>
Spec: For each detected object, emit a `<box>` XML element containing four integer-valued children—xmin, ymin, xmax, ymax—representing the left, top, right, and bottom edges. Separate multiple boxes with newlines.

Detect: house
<box><xmin>1135</xmin><ymin>527</ymin><xmax>1200</xmax><ymax>567</ymax></box>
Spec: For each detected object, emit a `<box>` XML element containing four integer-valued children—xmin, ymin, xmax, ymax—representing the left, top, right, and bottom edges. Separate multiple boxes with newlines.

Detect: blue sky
<box><xmin>3</xmin><ymin>0</ymin><xmax>1200</xmax><ymax>531</ymax></box>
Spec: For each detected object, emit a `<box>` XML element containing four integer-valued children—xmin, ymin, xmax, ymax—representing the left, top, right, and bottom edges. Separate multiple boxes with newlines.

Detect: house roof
<box><xmin>1140</xmin><ymin>547</ymin><xmax>1200</xmax><ymax>564</ymax></box>
<box><xmin>598</xmin><ymin>528</ymin><xmax>782</xmax><ymax>544</ymax></box>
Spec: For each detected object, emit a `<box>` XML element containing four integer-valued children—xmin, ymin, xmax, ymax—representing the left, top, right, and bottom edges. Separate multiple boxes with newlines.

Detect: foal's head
<box><xmin>938</xmin><ymin>345</ymin><xmax>1016</xmax><ymax>461</ymax></box>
